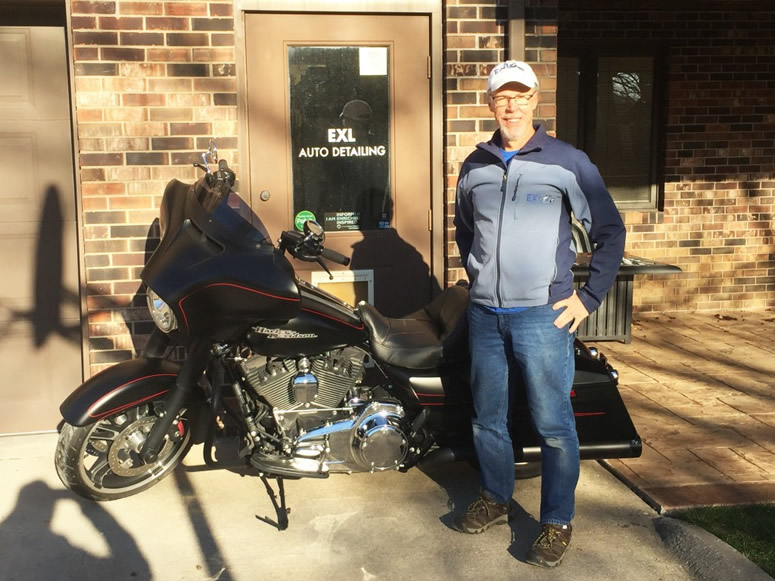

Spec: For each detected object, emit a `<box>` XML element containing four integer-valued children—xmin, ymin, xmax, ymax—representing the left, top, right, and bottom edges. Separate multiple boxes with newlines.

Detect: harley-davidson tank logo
<box><xmin>253</xmin><ymin>326</ymin><xmax>317</xmax><ymax>339</ymax></box>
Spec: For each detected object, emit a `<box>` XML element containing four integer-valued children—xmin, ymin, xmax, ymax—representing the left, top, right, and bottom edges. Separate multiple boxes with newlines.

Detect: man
<box><xmin>453</xmin><ymin>60</ymin><xmax>626</xmax><ymax>568</ymax></box>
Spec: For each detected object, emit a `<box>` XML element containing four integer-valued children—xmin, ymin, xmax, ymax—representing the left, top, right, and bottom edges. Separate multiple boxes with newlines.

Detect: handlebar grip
<box><xmin>219</xmin><ymin>160</ymin><xmax>235</xmax><ymax>188</ymax></box>
<box><xmin>206</xmin><ymin>159</ymin><xmax>235</xmax><ymax>196</ymax></box>
<box><xmin>321</xmin><ymin>247</ymin><xmax>351</xmax><ymax>266</ymax></box>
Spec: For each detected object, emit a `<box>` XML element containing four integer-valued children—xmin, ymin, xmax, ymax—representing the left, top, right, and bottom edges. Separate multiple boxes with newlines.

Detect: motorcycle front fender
<box><xmin>60</xmin><ymin>358</ymin><xmax>186</xmax><ymax>427</ymax></box>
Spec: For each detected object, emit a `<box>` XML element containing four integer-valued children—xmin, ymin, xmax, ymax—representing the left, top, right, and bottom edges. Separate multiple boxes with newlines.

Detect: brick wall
<box><xmin>444</xmin><ymin>0</ymin><xmax>559</xmax><ymax>284</ymax></box>
<box><xmin>69</xmin><ymin>1</ymin><xmax>773</xmax><ymax>372</ymax></box>
<box><xmin>70</xmin><ymin>0</ymin><xmax>238</xmax><ymax>372</ymax></box>
<box><xmin>559</xmin><ymin>7</ymin><xmax>775</xmax><ymax>312</ymax></box>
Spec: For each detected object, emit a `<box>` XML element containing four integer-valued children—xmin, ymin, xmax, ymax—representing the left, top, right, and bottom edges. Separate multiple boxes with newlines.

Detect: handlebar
<box><xmin>279</xmin><ymin>228</ymin><xmax>351</xmax><ymax>268</ymax></box>
<box><xmin>208</xmin><ymin>159</ymin><xmax>236</xmax><ymax>196</ymax></box>
<box><xmin>320</xmin><ymin>247</ymin><xmax>350</xmax><ymax>266</ymax></box>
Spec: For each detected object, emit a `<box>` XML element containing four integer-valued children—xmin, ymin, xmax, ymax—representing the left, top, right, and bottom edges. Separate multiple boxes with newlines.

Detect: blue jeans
<box><xmin>468</xmin><ymin>302</ymin><xmax>580</xmax><ymax>526</ymax></box>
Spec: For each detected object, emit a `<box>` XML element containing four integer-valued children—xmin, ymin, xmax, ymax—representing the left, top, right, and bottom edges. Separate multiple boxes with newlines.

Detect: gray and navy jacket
<box><xmin>454</xmin><ymin>124</ymin><xmax>626</xmax><ymax>314</ymax></box>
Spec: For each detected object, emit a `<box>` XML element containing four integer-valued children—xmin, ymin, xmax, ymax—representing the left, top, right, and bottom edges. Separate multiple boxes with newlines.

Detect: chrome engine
<box><xmin>241</xmin><ymin>346</ymin><xmax>365</xmax><ymax>410</ymax></box>
<box><xmin>241</xmin><ymin>347</ymin><xmax>410</xmax><ymax>474</ymax></box>
<box><xmin>292</xmin><ymin>401</ymin><xmax>408</xmax><ymax>473</ymax></box>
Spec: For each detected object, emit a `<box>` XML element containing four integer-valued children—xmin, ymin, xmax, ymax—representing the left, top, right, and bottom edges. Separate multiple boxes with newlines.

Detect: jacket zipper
<box><xmin>495</xmin><ymin>169</ymin><xmax>508</xmax><ymax>307</ymax></box>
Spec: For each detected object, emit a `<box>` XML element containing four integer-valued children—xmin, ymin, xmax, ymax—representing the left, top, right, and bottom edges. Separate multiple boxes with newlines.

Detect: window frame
<box><xmin>558</xmin><ymin>42</ymin><xmax>667</xmax><ymax>211</ymax></box>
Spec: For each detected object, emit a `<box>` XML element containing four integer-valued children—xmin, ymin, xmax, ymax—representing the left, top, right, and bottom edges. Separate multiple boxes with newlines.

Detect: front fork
<box><xmin>140</xmin><ymin>337</ymin><xmax>212</xmax><ymax>464</ymax></box>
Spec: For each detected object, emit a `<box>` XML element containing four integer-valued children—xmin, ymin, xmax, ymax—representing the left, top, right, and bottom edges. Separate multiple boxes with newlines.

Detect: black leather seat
<box><xmin>358</xmin><ymin>285</ymin><xmax>469</xmax><ymax>370</ymax></box>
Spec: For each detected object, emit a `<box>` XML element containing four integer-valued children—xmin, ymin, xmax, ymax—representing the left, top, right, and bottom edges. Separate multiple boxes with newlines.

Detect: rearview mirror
<box><xmin>304</xmin><ymin>220</ymin><xmax>325</xmax><ymax>239</ymax></box>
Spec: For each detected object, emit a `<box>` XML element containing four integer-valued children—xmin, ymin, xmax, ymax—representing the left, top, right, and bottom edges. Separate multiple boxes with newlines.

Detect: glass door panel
<box><xmin>289</xmin><ymin>46</ymin><xmax>391</xmax><ymax>232</ymax></box>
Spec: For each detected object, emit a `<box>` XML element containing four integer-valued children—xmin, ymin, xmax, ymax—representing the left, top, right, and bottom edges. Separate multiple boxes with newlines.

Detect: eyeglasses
<box><xmin>491</xmin><ymin>92</ymin><xmax>536</xmax><ymax>108</ymax></box>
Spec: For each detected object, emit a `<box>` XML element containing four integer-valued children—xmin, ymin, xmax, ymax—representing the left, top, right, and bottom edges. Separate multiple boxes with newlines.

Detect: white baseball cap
<box><xmin>487</xmin><ymin>61</ymin><xmax>539</xmax><ymax>93</ymax></box>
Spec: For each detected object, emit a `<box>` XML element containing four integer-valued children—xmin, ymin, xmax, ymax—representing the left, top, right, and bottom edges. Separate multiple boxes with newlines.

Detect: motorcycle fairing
<box><xmin>176</xmin><ymin>280</ymin><xmax>301</xmax><ymax>338</ymax></box>
<box><xmin>59</xmin><ymin>358</ymin><xmax>194</xmax><ymax>427</ymax></box>
<box><xmin>141</xmin><ymin>179</ymin><xmax>301</xmax><ymax>340</ymax></box>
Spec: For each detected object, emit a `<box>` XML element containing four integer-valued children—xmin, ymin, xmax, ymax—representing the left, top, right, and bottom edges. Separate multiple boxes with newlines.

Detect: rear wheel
<box><xmin>514</xmin><ymin>461</ymin><xmax>542</xmax><ymax>480</ymax></box>
<box><xmin>55</xmin><ymin>400</ymin><xmax>192</xmax><ymax>501</ymax></box>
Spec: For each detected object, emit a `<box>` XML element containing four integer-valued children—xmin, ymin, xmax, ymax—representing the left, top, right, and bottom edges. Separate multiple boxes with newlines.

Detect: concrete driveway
<box><xmin>0</xmin><ymin>434</ymin><xmax>692</xmax><ymax>581</ymax></box>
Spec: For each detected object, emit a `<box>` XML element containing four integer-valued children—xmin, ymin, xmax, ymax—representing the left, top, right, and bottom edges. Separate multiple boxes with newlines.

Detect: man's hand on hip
<box><xmin>552</xmin><ymin>291</ymin><xmax>589</xmax><ymax>333</ymax></box>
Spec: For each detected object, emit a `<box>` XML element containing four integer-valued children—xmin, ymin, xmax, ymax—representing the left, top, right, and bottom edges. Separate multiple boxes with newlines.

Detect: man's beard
<box><xmin>499</xmin><ymin>121</ymin><xmax>524</xmax><ymax>144</ymax></box>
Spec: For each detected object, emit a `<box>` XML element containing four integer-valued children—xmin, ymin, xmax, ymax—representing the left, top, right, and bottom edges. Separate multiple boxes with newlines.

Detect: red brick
<box><xmin>101</xmin><ymin>47</ymin><xmax>145</xmax><ymax>61</ymax></box>
<box><xmin>147</xmin><ymin>48</ymin><xmax>192</xmax><ymax>62</ymax></box>
<box><xmin>72</xmin><ymin>1</ymin><xmax>116</xmax><ymax>15</ymax></box>
<box><xmin>119</xmin><ymin>62</ymin><xmax>166</xmax><ymax>76</ymax></box>
<box><xmin>170</xmin><ymin>122</ymin><xmax>211</xmax><ymax>135</ymax></box>
<box><xmin>146</xmin><ymin>17</ymin><xmax>189</xmax><ymax>31</ymax></box>
<box><xmin>165</xmin><ymin>2</ymin><xmax>208</xmax><ymax>16</ymax></box>
<box><xmin>82</xmin><ymin>182</ymin><xmax>126</xmax><ymax>196</ymax></box>
<box><xmin>120</xmin><ymin>32</ymin><xmax>165</xmax><ymax>46</ymax></box>
<box><xmin>74</xmin><ymin>62</ymin><xmax>118</xmax><ymax>76</ymax></box>
<box><xmin>166</xmin><ymin>32</ymin><xmax>209</xmax><ymax>46</ymax></box>
<box><xmin>119</xmin><ymin>2</ymin><xmax>164</xmax><ymax>15</ymax></box>
<box><xmin>112</xmin><ymin>253</ymin><xmax>146</xmax><ymax>266</ymax></box>
<box><xmin>71</xmin><ymin>16</ymin><xmax>97</xmax><ymax>29</ymax></box>
<box><xmin>84</xmin><ymin>211</ymin><xmax>127</xmax><ymax>225</ymax></box>
<box><xmin>147</xmin><ymin>78</ymin><xmax>193</xmax><ymax>92</ymax></box>
<box><xmin>151</xmin><ymin>137</ymin><xmax>194</xmax><ymax>150</ymax></box>
<box><xmin>126</xmin><ymin>152</ymin><xmax>169</xmax><ymax>165</ymax></box>
<box><xmin>82</xmin><ymin>197</ymin><xmax>108</xmax><ymax>211</ymax></box>
<box><xmin>80</xmin><ymin>153</ymin><xmax>123</xmax><ymax>166</ymax></box>
<box><xmin>98</xmin><ymin>16</ymin><xmax>144</xmax><ymax>30</ymax></box>
<box><xmin>74</xmin><ymin>46</ymin><xmax>100</xmax><ymax>61</ymax></box>
<box><xmin>209</xmin><ymin>3</ymin><xmax>233</xmax><ymax>17</ymax></box>
<box><xmin>122</xmin><ymin>93</ymin><xmax>166</xmax><ymax>107</ymax></box>
<box><xmin>192</xmin><ymin>78</ymin><xmax>235</xmax><ymax>92</ymax></box>
<box><xmin>192</xmin><ymin>48</ymin><xmax>235</xmax><ymax>62</ymax></box>
<box><xmin>192</xmin><ymin>18</ymin><xmax>232</xmax><ymax>32</ymax></box>
<box><xmin>108</xmin><ymin>196</ymin><xmax>155</xmax><ymax>210</ymax></box>
<box><xmin>80</xmin><ymin>168</ymin><xmax>106</xmax><ymax>182</ymax></box>
<box><xmin>211</xmin><ymin>33</ymin><xmax>235</xmax><ymax>47</ymax></box>
<box><xmin>73</xmin><ymin>31</ymin><xmax>118</xmax><ymax>45</ymax></box>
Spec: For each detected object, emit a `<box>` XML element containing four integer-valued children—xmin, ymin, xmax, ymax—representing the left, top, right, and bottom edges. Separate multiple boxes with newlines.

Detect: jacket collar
<box><xmin>477</xmin><ymin>123</ymin><xmax>547</xmax><ymax>162</ymax></box>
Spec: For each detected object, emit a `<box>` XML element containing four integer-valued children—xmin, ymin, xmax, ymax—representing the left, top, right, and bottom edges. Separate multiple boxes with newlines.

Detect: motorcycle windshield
<box><xmin>197</xmin><ymin>184</ymin><xmax>272</xmax><ymax>245</ymax></box>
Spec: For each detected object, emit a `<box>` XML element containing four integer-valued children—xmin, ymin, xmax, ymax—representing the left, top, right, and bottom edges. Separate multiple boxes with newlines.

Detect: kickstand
<box><xmin>255</xmin><ymin>475</ymin><xmax>290</xmax><ymax>531</ymax></box>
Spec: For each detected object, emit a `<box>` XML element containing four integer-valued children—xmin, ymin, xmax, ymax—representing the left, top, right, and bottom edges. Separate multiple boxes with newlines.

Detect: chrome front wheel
<box><xmin>55</xmin><ymin>400</ymin><xmax>192</xmax><ymax>501</ymax></box>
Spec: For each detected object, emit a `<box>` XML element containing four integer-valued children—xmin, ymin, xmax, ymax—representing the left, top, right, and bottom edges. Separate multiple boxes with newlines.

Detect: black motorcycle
<box><xmin>55</xmin><ymin>143</ymin><xmax>641</xmax><ymax>527</ymax></box>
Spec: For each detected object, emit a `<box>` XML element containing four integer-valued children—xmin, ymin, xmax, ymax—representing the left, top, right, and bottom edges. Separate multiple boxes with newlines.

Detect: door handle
<box><xmin>259</xmin><ymin>190</ymin><xmax>271</xmax><ymax>201</ymax></box>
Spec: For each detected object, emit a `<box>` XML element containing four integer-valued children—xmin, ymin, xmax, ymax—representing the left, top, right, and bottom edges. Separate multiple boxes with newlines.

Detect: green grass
<box><xmin>671</xmin><ymin>504</ymin><xmax>775</xmax><ymax>577</ymax></box>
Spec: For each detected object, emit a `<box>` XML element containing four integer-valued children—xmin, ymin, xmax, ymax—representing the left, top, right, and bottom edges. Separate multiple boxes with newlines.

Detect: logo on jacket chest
<box><xmin>525</xmin><ymin>193</ymin><xmax>558</xmax><ymax>205</ymax></box>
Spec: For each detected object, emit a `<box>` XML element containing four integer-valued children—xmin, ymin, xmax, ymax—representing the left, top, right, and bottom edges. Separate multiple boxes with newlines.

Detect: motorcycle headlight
<box><xmin>146</xmin><ymin>288</ymin><xmax>178</xmax><ymax>333</ymax></box>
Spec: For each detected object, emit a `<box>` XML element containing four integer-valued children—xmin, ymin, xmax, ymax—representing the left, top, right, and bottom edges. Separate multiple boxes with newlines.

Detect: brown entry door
<box><xmin>0</xmin><ymin>27</ymin><xmax>81</xmax><ymax>434</ymax></box>
<box><xmin>245</xmin><ymin>13</ymin><xmax>434</xmax><ymax>317</ymax></box>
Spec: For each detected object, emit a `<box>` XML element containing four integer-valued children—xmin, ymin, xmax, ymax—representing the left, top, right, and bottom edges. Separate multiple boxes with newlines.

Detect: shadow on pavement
<box><xmin>173</xmin><ymin>469</ymin><xmax>235</xmax><ymax>581</ymax></box>
<box><xmin>418</xmin><ymin>456</ymin><xmax>541</xmax><ymax>562</ymax></box>
<box><xmin>0</xmin><ymin>480</ymin><xmax>150</xmax><ymax>581</ymax></box>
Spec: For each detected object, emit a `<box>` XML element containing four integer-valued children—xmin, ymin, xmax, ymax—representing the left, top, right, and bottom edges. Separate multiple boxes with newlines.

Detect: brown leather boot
<box><xmin>453</xmin><ymin>492</ymin><xmax>514</xmax><ymax>534</ymax></box>
<box><xmin>525</xmin><ymin>523</ymin><xmax>572</xmax><ymax>567</ymax></box>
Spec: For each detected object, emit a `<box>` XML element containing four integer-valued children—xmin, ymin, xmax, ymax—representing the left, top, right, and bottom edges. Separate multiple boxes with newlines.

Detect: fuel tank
<box><xmin>246</xmin><ymin>279</ymin><xmax>369</xmax><ymax>356</ymax></box>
